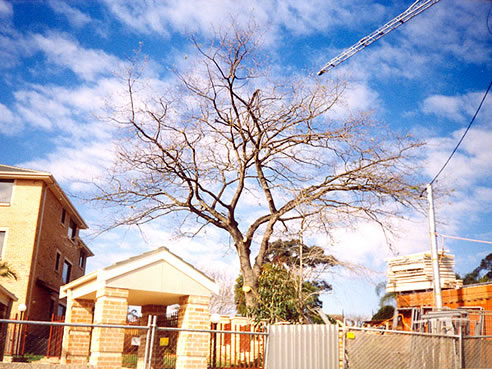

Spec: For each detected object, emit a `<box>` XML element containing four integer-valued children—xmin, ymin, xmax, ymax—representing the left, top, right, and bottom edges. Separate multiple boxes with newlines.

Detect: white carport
<box><xmin>60</xmin><ymin>246</ymin><xmax>218</xmax><ymax>369</ymax></box>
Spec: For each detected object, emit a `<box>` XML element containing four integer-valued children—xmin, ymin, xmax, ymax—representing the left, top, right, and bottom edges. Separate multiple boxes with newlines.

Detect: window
<box><xmin>79</xmin><ymin>250</ymin><xmax>86</xmax><ymax>269</ymax></box>
<box><xmin>0</xmin><ymin>231</ymin><xmax>5</xmax><ymax>258</ymax></box>
<box><xmin>62</xmin><ymin>260</ymin><xmax>72</xmax><ymax>284</ymax></box>
<box><xmin>57</xmin><ymin>303</ymin><xmax>66</xmax><ymax>317</ymax></box>
<box><xmin>67</xmin><ymin>219</ymin><xmax>77</xmax><ymax>240</ymax></box>
<box><xmin>0</xmin><ymin>179</ymin><xmax>13</xmax><ymax>204</ymax></box>
<box><xmin>49</xmin><ymin>299</ymin><xmax>55</xmax><ymax>319</ymax></box>
<box><xmin>61</xmin><ymin>209</ymin><xmax>66</xmax><ymax>224</ymax></box>
<box><xmin>55</xmin><ymin>251</ymin><xmax>61</xmax><ymax>271</ymax></box>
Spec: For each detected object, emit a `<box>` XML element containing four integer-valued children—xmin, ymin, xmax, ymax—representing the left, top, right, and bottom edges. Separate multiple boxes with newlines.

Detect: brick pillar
<box><xmin>62</xmin><ymin>299</ymin><xmax>94</xmax><ymax>364</ymax></box>
<box><xmin>137</xmin><ymin>305</ymin><xmax>167</xmax><ymax>369</ymax></box>
<box><xmin>176</xmin><ymin>295</ymin><xmax>211</xmax><ymax>369</ymax></box>
<box><xmin>89</xmin><ymin>287</ymin><xmax>129</xmax><ymax>369</ymax></box>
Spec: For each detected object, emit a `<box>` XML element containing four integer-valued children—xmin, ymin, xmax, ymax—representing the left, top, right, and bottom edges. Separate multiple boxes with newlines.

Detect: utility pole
<box><xmin>316</xmin><ymin>0</ymin><xmax>445</xmax><ymax>311</ymax></box>
<box><xmin>426</xmin><ymin>183</ymin><xmax>443</xmax><ymax>309</ymax></box>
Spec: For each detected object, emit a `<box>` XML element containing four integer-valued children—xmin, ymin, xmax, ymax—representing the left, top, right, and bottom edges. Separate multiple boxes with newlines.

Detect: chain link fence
<box><xmin>344</xmin><ymin>327</ymin><xmax>459</xmax><ymax>369</ymax></box>
<box><xmin>463</xmin><ymin>336</ymin><xmax>492</xmax><ymax>369</ymax></box>
<box><xmin>343</xmin><ymin>327</ymin><xmax>492</xmax><ymax>369</ymax></box>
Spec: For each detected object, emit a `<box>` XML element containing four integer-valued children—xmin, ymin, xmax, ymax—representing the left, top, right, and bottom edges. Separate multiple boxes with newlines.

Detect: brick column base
<box><xmin>176</xmin><ymin>295</ymin><xmax>211</xmax><ymax>369</ymax></box>
<box><xmin>62</xmin><ymin>299</ymin><xmax>94</xmax><ymax>364</ymax></box>
<box><xmin>89</xmin><ymin>287</ymin><xmax>129</xmax><ymax>369</ymax></box>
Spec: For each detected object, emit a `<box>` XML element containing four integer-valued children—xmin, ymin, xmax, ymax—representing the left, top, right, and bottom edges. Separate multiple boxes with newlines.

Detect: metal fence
<box><xmin>266</xmin><ymin>324</ymin><xmax>340</xmax><ymax>369</ymax></box>
<box><xmin>0</xmin><ymin>318</ymin><xmax>267</xmax><ymax>368</ymax></box>
<box><xmin>465</xmin><ymin>309</ymin><xmax>492</xmax><ymax>336</ymax></box>
<box><xmin>343</xmin><ymin>327</ymin><xmax>492</xmax><ymax>369</ymax></box>
<box><xmin>2</xmin><ymin>318</ymin><xmax>491</xmax><ymax>369</ymax></box>
<box><xmin>463</xmin><ymin>336</ymin><xmax>492</xmax><ymax>369</ymax></box>
<box><xmin>208</xmin><ymin>323</ymin><xmax>266</xmax><ymax>368</ymax></box>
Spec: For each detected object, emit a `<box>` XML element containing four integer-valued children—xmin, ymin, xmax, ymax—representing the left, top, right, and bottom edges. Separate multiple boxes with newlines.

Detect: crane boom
<box><xmin>318</xmin><ymin>0</ymin><xmax>441</xmax><ymax>75</ymax></box>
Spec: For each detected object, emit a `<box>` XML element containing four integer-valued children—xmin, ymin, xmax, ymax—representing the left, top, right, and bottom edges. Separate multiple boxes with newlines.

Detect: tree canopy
<box><xmin>97</xmin><ymin>23</ymin><xmax>423</xmax><ymax>308</ymax></box>
<box><xmin>234</xmin><ymin>240</ymin><xmax>335</xmax><ymax>324</ymax></box>
<box><xmin>460</xmin><ymin>253</ymin><xmax>492</xmax><ymax>285</ymax></box>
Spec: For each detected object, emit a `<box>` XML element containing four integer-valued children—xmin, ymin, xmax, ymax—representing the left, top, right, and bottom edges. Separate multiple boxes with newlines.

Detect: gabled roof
<box><xmin>60</xmin><ymin>247</ymin><xmax>219</xmax><ymax>305</ymax></box>
<box><xmin>0</xmin><ymin>164</ymin><xmax>46</xmax><ymax>174</ymax></box>
<box><xmin>0</xmin><ymin>164</ymin><xmax>87</xmax><ymax>229</ymax></box>
<box><xmin>0</xmin><ymin>284</ymin><xmax>17</xmax><ymax>306</ymax></box>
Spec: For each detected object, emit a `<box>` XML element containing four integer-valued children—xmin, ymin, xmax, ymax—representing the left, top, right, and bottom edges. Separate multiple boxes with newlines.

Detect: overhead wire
<box><xmin>428</xmin><ymin>81</ymin><xmax>492</xmax><ymax>187</ymax></box>
<box><xmin>438</xmin><ymin>234</ymin><xmax>492</xmax><ymax>246</ymax></box>
<box><xmin>487</xmin><ymin>1</ymin><xmax>492</xmax><ymax>35</ymax></box>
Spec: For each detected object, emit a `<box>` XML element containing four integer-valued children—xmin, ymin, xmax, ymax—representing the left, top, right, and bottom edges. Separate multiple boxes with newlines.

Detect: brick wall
<box><xmin>397</xmin><ymin>284</ymin><xmax>492</xmax><ymax>310</ymax></box>
<box><xmin>0</xmin><ymin>178</ymin><xmax>89</xmax><ymax>321</ymax></box>
<box><xmin>176</xmin><ymin>295</ymin><xmax>211</xmax><ymax>369</ymax></box>
<box><xmin>63</xmin><ymin>299</ymin><xmax>94</xmax><ymax>364</ymax></box>
<box><xmin>0</xmin><ymin>179</ymin><xmax>43</xmax><ymax>316</ymax></box>
<box><xmin>30</xmin><ymin>188</ymin><xmax>87</xmax><ymax>321</ymax></box>
<box><xmin>89</xmin><ymin>287</ymin><xmax>129</xmax><ymax>369</ymax></box>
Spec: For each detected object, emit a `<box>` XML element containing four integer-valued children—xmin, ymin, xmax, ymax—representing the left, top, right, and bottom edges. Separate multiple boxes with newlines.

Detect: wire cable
<box><xmin>438</xmin><ymin>234</ymin><xmax>492</xmax><ymax>245</ymax></box>
<box><xmin>428</xmin><ymin>81</ymin><xmax>492</xmax><ymax>186</ymax></box>
<box><xmin>487</xmin><ymin>1</ymin><xmax>492</xmax><ymax>35</ymax></box>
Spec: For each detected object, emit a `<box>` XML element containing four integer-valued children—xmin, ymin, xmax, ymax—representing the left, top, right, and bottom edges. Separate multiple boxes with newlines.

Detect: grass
<box><xmin>122</xmin><ymin>354</ymin><xmax>138</xmax><ymax>368</ymax></box>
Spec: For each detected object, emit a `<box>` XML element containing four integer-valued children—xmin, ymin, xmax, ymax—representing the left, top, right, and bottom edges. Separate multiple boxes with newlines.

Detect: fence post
<box><xmin>143</xmin><ymin>315</ymin><xmax>152</xmax><ymax>369</ymax></box>
<box><xmin>146</xmin><ymin>315</ymin><xmax>157</xmax><ymax>369</ymax></box>
<box><xmin>458</xmin><ymin>326</ymin><xmax>464</xmax><ymax>369</ymax></box>
<box><xmin>263</xmin><ymin>325</ymin><xmax>270</xmax><ymax>369</ymax></box>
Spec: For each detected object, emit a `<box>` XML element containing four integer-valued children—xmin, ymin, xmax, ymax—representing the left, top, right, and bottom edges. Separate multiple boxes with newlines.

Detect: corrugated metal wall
<box><xmin>265</xmin><ymin>324</ymin><xmax>339</xmax><ymax>369</ymax></box>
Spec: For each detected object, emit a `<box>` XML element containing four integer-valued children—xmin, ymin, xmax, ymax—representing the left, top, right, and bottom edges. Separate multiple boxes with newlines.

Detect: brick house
<box><xmin>0</xmin><ymin>164</ymin><xmax>93</xmax><ymax>321</ymax></box>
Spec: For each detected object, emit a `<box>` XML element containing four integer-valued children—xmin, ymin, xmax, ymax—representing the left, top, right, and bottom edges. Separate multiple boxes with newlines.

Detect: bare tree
<box><xmin>97</xmin><ymin>24</ymin><xmax>423</xmax><ymax>309</ymax></box>
<box><xmin>205</xmin><ymin>269</ymin><xmax>237</xmax><ymax>315</ymax></box>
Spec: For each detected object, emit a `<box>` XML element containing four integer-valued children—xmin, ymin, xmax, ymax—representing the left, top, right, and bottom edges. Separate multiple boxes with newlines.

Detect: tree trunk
<box><xmin>235</xmin><ymin>239</ymin><xmax>259</xmax><ymax>309</ymax></box>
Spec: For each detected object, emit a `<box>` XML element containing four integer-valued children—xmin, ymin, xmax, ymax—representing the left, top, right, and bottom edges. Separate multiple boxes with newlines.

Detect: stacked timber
<box><xmin>386</xmin><ymin>251</ymin><xmax>463</xmax><ymax>293</ymax></box>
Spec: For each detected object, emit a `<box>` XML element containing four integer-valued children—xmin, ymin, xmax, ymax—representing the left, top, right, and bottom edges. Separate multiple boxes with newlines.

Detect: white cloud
<box><xmin>404</xmin><ymin>0</ymin><xmax>491</xmax><ymax>65</ymax></box>
<box><xmin>10</xmin><ymin>76</ymin><xmax>125</xmax><ymax>134</ymax></box>
<box><xmin>0</xmin><ymin>0</ymin><xmax>12</xmax><ymax>19</ymax></box>
<box><xmin>101</xmin><ymin>0</ymin><xmax>386</xmax><ymax>41</ymax></box>
<box><xmin>421</xmin><ymin>90</ymin><xmax>491</xmax><ymax>123</ymax></box>
<box><xmin>19</xmin><ymin>139</ymin><xmax>116</xmax><ymax>191</ymax></box>
<box><xmin>0</xmin><ymin>102</ymin><xmax>21</xmax><ymax>135</ymax></box>
<box><xmin>47</xmin><ymin>0</ymin><xmax>91</xmax><ymax>28</ymax></box>
<box><xmin>323</xmin><ymin>0</ymin><xmax>490</xmax><ymax>84</ymax></box>
<box><xmin>329</xmin><ymin>82</ymin><xmax>381</xmax><ymax>117</ymax></box>
<box><xmin>83</xmin><ymin>220</ymin><xmax>237</xmax><ymax>275</ymax></box>
<box><xmin>30</xmin><ymin>32</ymin><xmax>125</xmax><ymax>81</ymax></box>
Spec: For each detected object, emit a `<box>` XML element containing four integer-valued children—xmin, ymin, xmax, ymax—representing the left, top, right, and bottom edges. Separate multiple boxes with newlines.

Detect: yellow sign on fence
<box><xmin>160</xmin><ymin>337</ymin><xmax>169</xmax><ymax>346</ymax></box>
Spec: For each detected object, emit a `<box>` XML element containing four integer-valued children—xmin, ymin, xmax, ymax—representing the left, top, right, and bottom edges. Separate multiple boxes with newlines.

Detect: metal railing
<box><xmin>0</xmin><ymin>317</ymin><xmax>267</xmax><ymax>368</ymax></box>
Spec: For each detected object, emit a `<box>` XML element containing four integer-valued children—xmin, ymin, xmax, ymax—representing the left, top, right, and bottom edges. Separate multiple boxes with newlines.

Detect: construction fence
<box><xmin>1</xmin><ymin>318</ymin><xmax>491</xmax><ymax>369</ymax></box>
<box><xmin>0</xmin><ymin>317</ymin><xmax>266</xmax><ymax>368</ymax></box>
<box><xmin>343</xmin><ymin>327</ymin><xmax>492</xmax><ymax>369</ymax></box>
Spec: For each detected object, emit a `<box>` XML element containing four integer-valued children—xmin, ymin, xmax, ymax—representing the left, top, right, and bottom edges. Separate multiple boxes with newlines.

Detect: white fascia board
<box><xmin>162</xmin><ymin>250</ymin><xmax>220</xmax><ymax>295</ymax></box>
<box><xmin>60</xmin><ymin>271</ymin><xmax>97</xmax><ymax>298</ymax></box>
<box><xmin>101</xmin><ymin>248</ymin><xmax>220</xmax><ymax>295</ymax></box>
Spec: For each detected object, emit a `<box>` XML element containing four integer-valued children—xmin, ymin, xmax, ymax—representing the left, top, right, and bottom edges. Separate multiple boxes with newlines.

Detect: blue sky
<box><xmin>0</xmin><ymin>0</ymin><xmax>491</xmax><ymax>317</ymax></box>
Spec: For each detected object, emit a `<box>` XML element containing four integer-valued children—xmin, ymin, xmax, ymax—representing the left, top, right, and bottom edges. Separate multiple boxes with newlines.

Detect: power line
<box><xmin>428</xmin><ymin>81</ymin><xmax>492</xmax><ymax>186</ymax></box>
<box><xmin>439</xmin><ymin>234</ymin><xmax>492</xmax><ymax>246</ymax></box>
